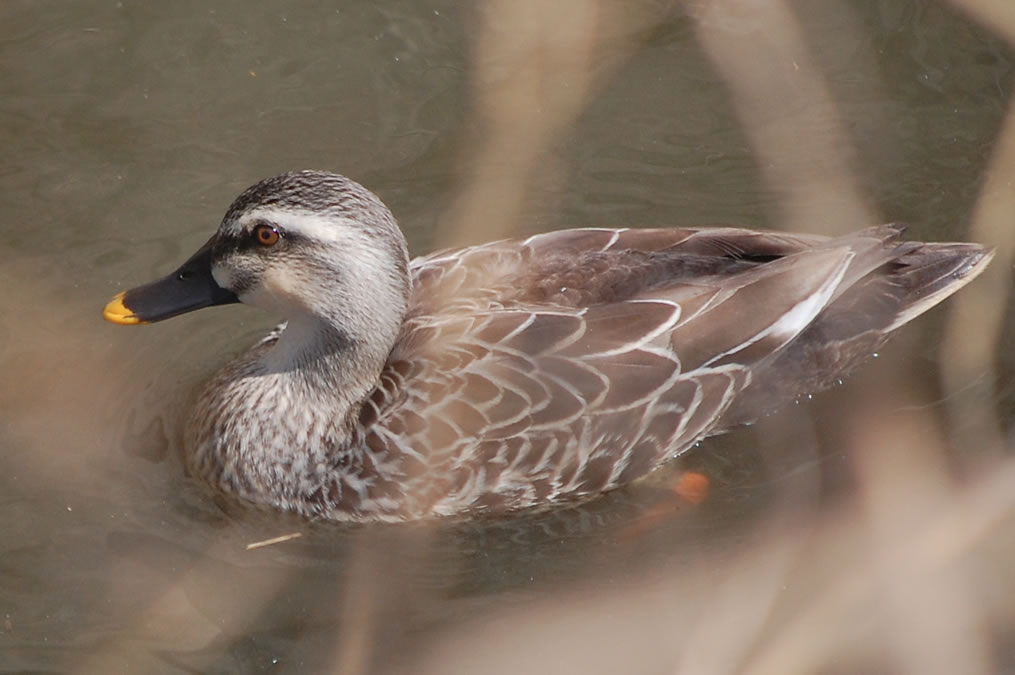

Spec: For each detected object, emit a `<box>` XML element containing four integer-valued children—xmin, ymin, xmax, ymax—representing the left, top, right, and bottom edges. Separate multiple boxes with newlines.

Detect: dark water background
<box><xmin>2</xmin><ymin>1</ymin><xmax>1014</xmax><ymax>673</ymax></box>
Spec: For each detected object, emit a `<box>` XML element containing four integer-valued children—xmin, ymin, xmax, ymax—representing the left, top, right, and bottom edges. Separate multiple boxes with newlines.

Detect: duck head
<box><xmin>103</xmin><ymin>171</ymin><xmax>412</xmax><ymax>355</ymax></box>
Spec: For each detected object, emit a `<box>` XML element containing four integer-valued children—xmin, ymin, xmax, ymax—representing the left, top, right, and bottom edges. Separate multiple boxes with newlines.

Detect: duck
<box><xmin>103</xmin><ymin>170</ymin><xmax>992</xmax><ymax>522</ymax></box>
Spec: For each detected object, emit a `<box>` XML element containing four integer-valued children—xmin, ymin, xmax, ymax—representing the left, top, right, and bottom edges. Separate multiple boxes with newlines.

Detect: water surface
<box><xmin>2</xmin><ymin>1</ymin><xmax>1013</xmax><ymax>672</ymax></box>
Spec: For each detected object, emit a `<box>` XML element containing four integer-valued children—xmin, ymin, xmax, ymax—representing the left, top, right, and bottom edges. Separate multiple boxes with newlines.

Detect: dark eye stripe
<box><xmin>211</xmin><ymin>234</ymin><xmax>243</xmax><ymax>257</ymax></box>
<box><xmin>212</xmin><ymin>222</ymin><xmax>310</xmax><ymax>257</ymax></box>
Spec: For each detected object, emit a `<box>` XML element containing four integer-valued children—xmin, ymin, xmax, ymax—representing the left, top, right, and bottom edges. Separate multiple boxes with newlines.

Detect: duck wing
<box><xmin>363</xmin><ymin>227</ymin><xmax>902</xmax><ymax>516</ymax></box>
<box><xmin>407</xmin><ymin>226</ymin><xmax>828</xmax><ymax>316</ymax></box>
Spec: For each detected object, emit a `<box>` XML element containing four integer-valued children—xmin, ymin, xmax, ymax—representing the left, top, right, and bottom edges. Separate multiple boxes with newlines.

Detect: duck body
<box><xmin>104</xmin><ymin>171</ymin><xmax>992</xmax><ymax>521</ymax></box>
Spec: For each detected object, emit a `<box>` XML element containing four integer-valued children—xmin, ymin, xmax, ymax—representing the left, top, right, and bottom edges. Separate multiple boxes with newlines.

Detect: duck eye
<box><xmin>253</xmin><ymin>224</ymin><xmax>280</xmax><ymax>247</ymax></box>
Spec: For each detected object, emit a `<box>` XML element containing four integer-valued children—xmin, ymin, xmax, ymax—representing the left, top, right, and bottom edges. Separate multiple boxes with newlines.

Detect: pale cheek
<box><xmin>263</xmin><ymin>268</ymin><xmax>297</xmax><ymax>297</ymax></box>
<box><xmin>244</xmin><ymin>269</ymin><xmax>311</xmax><ymax>314</ymax></box>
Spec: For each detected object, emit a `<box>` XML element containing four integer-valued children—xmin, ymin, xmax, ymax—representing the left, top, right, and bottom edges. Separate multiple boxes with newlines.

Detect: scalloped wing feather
<box><xmin>347</xmin><ymin>225</ymin><xmax>991</xmax><ymax>518</ymax></box>
<box><xmin>367</xmin><ymin>304</ymin><xmax>751</xmax><ymax>516</ymax></box>
<box><xmin>361</xmin><ymin>230</ymin><xmax>869</xmax><ymax>515</ymax></box>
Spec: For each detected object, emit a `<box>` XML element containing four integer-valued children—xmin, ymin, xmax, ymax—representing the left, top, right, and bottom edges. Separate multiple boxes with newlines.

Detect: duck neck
<box><xmin>266</xmin><ymin>311</ymin><xmax>394</xmax><ymax>421</ymax></box>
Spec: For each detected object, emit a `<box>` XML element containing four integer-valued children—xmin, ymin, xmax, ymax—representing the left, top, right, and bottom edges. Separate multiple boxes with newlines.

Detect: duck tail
<box><xmin>718</xmin><ymin>225</ymin><xmax>992</xmax><ymax>428</ymax></box>
<box><xmin>817</xmin><ymin>229</ymin><xmax>992</xmax><ymax>342</ymax></box>
<box><xmin>881</xmin><ymin>238</ymin><xmax>993</xmax><ymax>331</ymax></box>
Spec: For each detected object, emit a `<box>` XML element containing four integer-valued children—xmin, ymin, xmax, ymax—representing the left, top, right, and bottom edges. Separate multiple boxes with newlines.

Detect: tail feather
<box><xmin>885</xmin><ymin>242</ymin><xmax>994</xmax><ymax>331</ymax></box>
<box><xmin>717</xmin><ymin>227</ymin><xmax>992</xmax><ymax>429</ymax></box>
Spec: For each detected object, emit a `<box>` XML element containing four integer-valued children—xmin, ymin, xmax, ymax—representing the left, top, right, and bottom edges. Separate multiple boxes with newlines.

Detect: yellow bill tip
<box><xmin>103</xmin><ymin>291</ymin><xmax>145</xmax><ymax>325</ymax></box>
